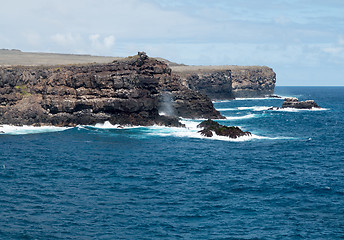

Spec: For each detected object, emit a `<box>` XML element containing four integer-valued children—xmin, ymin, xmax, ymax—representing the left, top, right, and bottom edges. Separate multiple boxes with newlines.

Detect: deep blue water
<box><xmin>1</xmin><ymin>87</ymin><xmax>344</xmax><ymax>239</ymax></box>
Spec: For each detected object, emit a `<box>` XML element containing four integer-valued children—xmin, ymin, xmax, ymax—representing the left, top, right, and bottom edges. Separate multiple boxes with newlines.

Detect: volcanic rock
<box><xmin>197</xmin><ymin>119</ymin><xmax>251</xmax><ymax>139</ymax></box>
<box><xmin>0</xmin><ymin>52</ymin><xmax>223</xmax><ymax>127</ymax></box>
<box><xmin>281</xmin><ymin>97</ymin><xmax>321</xmax><ymax>109</ymax></box>
<box><xmin>171</xmin><ymin>65</ymin><xmax>276</xmax><ymax>100</ymax></box>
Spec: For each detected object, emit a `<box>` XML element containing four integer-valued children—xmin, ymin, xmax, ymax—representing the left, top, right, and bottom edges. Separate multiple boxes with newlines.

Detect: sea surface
<box><xmin>1</xmin><ymin>86</ymin><xmax>344</xmax><ymax>239</ymax></box>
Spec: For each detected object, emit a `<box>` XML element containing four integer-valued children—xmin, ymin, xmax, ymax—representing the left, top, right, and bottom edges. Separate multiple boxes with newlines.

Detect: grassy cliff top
<box><xmin>0</xmin><ymin>49</ymin><xmax>120</xmax><ymax>66</ymax></box>
<box><xmin>0</xmin><ymin>50</ymin><xmax>271</xmax><ymax>73</ymax></box>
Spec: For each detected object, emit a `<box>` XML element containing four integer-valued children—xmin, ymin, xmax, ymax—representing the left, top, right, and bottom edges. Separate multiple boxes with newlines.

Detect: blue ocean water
<box><xmin>0</xmin><ymin>86</ymin><xmax>344</xmax><ymax>239</ymax></box>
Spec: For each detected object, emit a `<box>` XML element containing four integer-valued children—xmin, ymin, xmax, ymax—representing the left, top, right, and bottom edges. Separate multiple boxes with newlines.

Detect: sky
<box><xmin>0</xmin><ymin>0</ymin><xmax>343</xmax><ymax>86</ymax></box>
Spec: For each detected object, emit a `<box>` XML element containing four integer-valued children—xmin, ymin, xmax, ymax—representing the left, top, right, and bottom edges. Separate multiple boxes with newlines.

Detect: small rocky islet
<box><xmin>197</xmin><ymin>119</ymin><xmax>251</xmax><ymax>139</ymax></box>
<box><xmin>268</xmin><ymin>97</ymin><xmax>321</xmax><ymax>110</ymax></box>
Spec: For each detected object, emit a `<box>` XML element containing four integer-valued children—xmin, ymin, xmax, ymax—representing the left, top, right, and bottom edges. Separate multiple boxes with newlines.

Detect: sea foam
<box><xmin>225</xmin><ymin>114</ymin><xmax>260</xmax><ymax>120</ymax></box>
<box><xmin>0</xmin><ymin>125</ymin><xmax>70</xmax><ymax>135</ymax></box>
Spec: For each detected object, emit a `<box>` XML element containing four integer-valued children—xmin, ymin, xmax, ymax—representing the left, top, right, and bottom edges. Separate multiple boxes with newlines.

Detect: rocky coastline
<box><xmin>0</xmin><ymin>52</ymin><xmax>222</xmax><ymax>127</ymax></box>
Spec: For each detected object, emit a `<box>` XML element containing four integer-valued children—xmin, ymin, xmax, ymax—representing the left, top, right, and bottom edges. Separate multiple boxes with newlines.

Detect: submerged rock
<box><xmin>281</xmin><ymin>97</ymin><xmax>321</xmax><ymax>109</ymax></box>
<box><xmin>197</xmin><ymin>119</ymin><xmax>251</xmax><ymax>139</ymax></box>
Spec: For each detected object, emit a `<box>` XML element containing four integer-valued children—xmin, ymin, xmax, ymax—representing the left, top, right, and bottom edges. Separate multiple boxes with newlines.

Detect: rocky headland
<box><xmin>1</xmin><ymin>50</ymin><xmax>277</xmax><ymax>101</ymax></box>
<box><xmin>0</xmin><ymin>52</ymin><xmax>222</xmax><ymax>127</ymax></box>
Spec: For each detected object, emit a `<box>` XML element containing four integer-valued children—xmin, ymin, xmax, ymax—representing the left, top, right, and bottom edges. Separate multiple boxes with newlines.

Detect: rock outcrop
<box><xmin>197</xmin><ymin>119</ymin><xmax>251</xmax><ymax>139</ymax></box>
<box><xmin>230</xmin><ymin>66</ymin><xmax>276</xmax><ymax>98</ymax></box>
<box><xmin>171</xmin><ymin>65</ymin><xmax>276</xmax><ymax>100</ymax></box>
<box><xmin>170</xmin><ymin>67</ymin><xmax>234</xmax><ymax>100</ymax></box>
<box><xmin>281</xmin><ymin>97</ymin><xmax>321</xmax><ymax>109</ymax></box>
<box><xmin>0</xmin><ymin>53</ymin><xmax>222</xmax><ymax>127</ymax></box>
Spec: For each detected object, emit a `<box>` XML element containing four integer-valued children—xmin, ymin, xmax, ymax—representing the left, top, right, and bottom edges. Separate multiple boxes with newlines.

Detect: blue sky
<box><xmin>1</xmin><ymin>0</ymin><xmax>343</xmax><ymax>86</ymax></box>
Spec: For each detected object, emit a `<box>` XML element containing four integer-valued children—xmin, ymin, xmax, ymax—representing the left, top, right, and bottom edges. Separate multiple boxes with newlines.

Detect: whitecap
<box><xmin>147</xmin><ymin>119</ymin><xmax>293</xmax><ymax>142</ymax></box>
<box><xmin>237</xmin><ymin>106</ymin><xmax>272</xmax><ymax>111</ymax></box>
<box><xmin>271</xmin><ymin>107</ymin><xmax>328</xmax><ymax>112</ymax></box>
<box><xmin>225</xmin><ymin>114</ymin><xmax>260</xmax><ymax>120</ymax></box>
<box><xmin>216</xmin><ymin>108</ymin><xmax>238</xmax><ymax>111</ymax></box>
<box><xmin>76</xmin><ymin>119</ymin><xmax>293</xmax><ymax>142</ymax></box>
<box><xmin>0</xmin><ymin>125</ymin><xmax>70</xmax><ymax>135</ymax></box>
<box><xmin>82</xmin><ymin>121</ymin><xmax>143</xmax><ymax>129</ymax></box>
<box><xmin>212</xmin><ymin>100</ymin><xmax>233</xmax><ymax>103</ymax></box>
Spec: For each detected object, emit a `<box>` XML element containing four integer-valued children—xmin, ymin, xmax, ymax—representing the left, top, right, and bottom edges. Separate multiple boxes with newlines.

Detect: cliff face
<box><xmin>0</xmin><ymin>53</ymin><xmax>222</xmax><ymax>127</ymax></box>
<box><xmin>175</xmin><ymin>69</ymin><xmax>234</xmax><ymax>100</ymax></box>
<box><xmin>230</xmin><ymin>66</ymin><xmax>276</xmax><ymax>98</ymax></box>
<box><xmin>171</xmin><ymin>65</ymin><xmax>276</xmax><ymax>99</ymax></box>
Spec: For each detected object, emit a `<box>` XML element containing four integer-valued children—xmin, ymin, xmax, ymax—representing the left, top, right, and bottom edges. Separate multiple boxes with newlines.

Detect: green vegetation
<box><xmin>15</xmin><ymin>85</ymin><xmax>31</xmax><ymax>96</ymax></box>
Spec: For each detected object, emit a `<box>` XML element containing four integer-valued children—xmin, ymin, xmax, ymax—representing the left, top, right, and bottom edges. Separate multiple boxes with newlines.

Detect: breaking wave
<box><xmin>225</xmin><ymin>114</ymin><xmax>261</xmax><ymax>120</ymax></box>
<box><xmin>218</xmin><ymin>106</ymin><xmax>328</xmax><ymax>112</ymax></box>
<box><xmin>272</xmin><ymin>107</ymin><xmax>328</xmax><ymax>112</ymax></box>
<box><xmin>0</xmin><ymin>125</ymin><xmax>70</xmax><ymax>135</ymax></box>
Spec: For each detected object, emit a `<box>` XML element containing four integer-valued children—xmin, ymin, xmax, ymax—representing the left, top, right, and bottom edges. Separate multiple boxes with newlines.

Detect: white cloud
<box><xmin>104</xmin><ymin>36</ymin><xmax>115</xmax><ymax>48</ymax></box>
<box><xmin>51</xmin><ymin>33</ymin><xmax>80</xmax><ymax>46</ymax></box>
<box><xmin>23</xmin><ymin>32</ymin><xmax>41</xmax><ymax>47</ymax></box>
<box><xmin>322</xmin><ymin>47</ymin><xmax>343</xmax><ymax>55</ymax></box>
<box><xmin>338</xmin><ymin>36</ymin><xmax>344</xmax><ymax>45</ymax></box>
<box><xmin>274</xmin><ymin>15</ymin><xmax>292</xmax><ymax>25</ymax></box>
<box><xmin>89</xmin><ymin>34</ymin><xmax>115</xmax><ymax>52</ymax></box>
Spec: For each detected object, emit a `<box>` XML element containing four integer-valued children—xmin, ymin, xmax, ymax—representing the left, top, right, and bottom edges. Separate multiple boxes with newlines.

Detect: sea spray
<box><xmin>159</xmin><ymin>92</ymin><xmax>175</xmax><ymax>117</ymax></box>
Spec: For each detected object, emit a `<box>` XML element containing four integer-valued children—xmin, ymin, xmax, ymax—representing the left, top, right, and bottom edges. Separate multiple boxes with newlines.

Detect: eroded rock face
<box><xmin>230</xmin><ymin>66</ymin><xmax>276</xmax><ymax>98</ymax></box>
<box><xmin>171</xmin><ymin>65</ymin><xmax>276</xmax><ymax>100</ymax></box>
<box><xmin>0</xmin><ymin>53</ymin><xmax>222</xmax><ymax>127</ymax></box>
<box><xmin>197</xmin><ymin>119</ymin><xmax>251</xmax><ymax>139</ymax></box>
<box><xmin>281</xmin><ymin>97</ymin><xmax>321</xmax><ymax>109</ymax></box>
<box><xmin>184</xmin><ymin>71</ymin><xmax>234</xmax><ymax>100</ymax></box>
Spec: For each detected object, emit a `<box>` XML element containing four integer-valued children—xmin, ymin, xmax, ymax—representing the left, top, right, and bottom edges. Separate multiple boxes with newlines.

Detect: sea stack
<box><xmin>197</xmin><ymin>119</ymin><xmax>251</xmax><ymax>139</ymax></box>
<box><xmin>281</xmin><ymin>97</ymin><xmax>321</xmax><ymax>109</ymax></box>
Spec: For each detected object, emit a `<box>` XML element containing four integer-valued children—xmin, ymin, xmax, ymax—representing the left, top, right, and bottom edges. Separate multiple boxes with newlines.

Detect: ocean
<box><xmin>1</xmin><ymin>86</ymin><xmax>343</xmax><ymax>239</ymax></box>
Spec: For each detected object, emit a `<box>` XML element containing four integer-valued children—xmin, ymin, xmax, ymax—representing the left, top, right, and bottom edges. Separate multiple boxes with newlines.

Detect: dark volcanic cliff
<box><xmin>170</xmin><ymin>66</ymin><xmax>234</xmax><ymax>100</ymax></box>
<box><xmin>171</xmin><ymin>65</ymin><xmax>276</xmax><ymax>99</ymax></box>
<box><xmin>0</xmin><ymin>53</ymin><xmax>222</xmax><ymax>127</ymax></box>
<box><xmin>230</xmin><ymin>66</ymin><xmax>276</xmax><ymax>98</ymax></box>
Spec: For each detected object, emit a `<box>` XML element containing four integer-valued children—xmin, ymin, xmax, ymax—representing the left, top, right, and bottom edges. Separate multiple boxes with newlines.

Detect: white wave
<box><xmin>0</xmin><ymin>125</ymin><xmax>70</xmax><ymax>135</ymax></box>
<box><xmin>77</xmin><ymin>120</ymin><xmax>293</xmax><ymax>142</ymax></box>
<box><xmin>235</xmin><ymin>97</ymin><xmax>271</xmax><ymax>101</ymax></box>
<box><xmin>212</xmin><ymin>100</ymin><xmax>233</xmax><ymax>103</ymax></box>
<box><xmin>225</xmin><ymin>114</ymin><xmax>260</xmax><ymax>120</ymax></box>
<box><xmin>83</xmin><ymin>121</ymin><xmax>143</xmax><ymax>129</ymax></box>
<box><xmin>149</xmin><ymin>119</ymin><xmax>292</xmax><ymax>142</ymax></box>
<box><xmin>213</xmin><ymin>97</ymin><xmax>277</xmax><ymax>102</ymax></box>
<box><xmin>216</xmin><ymin>108</ymin><xmax>238</xmax><ymax>111</ymax></box>
<box><xmin>225</xmin><ymin>106</ymin><xmax>328</xmax><ymax>112</ymax></box>
<box><xmin>271</xmin><ymin>107</ymin><xmax>328</xmax><ymax>112</ymax></box>
<box><xmin>237</xmin><ymin>106</ymin><xmax>272</xmax><ymax>111</ymax></box>
<box><xmin>148</xmin><ymin>128</ymin><xmax>293</xmax><ymax>142</ymax></box>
